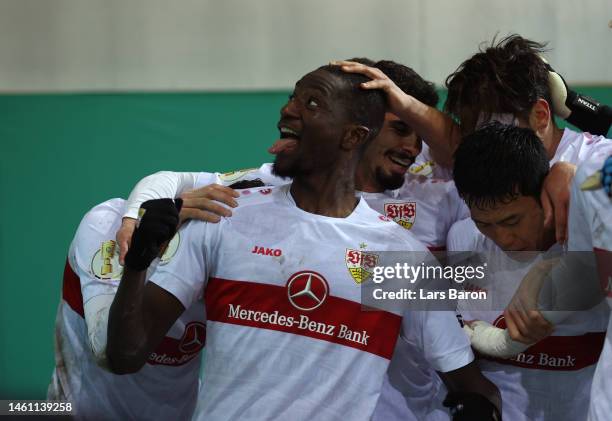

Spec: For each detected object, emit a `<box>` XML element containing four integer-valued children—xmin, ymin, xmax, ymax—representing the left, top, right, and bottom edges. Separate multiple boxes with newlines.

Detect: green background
<box><xmin>1</xmin><ymin>87</ymin><xmax>610</xmax><ymax>398</ymax></box>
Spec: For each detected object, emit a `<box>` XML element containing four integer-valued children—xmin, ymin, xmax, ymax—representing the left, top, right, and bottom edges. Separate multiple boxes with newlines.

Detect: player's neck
<box><xmin>542</xmin><ymin>125</ymin><xmax>564</xmax><ymax>161</ymax></box>
<box><xmin>354</xmin><ymin>165</ymin><xmax>384</xmax><ymax>193</ymax></box>
<box><xmin>541</xmin><ymin>224</ymin><xmax>557</xmax><ymax>251</ymax></box>
<box><xmin>291</xmin><ymin>165</ymin><xmax>359</xmax><ymax>217</ymax></box>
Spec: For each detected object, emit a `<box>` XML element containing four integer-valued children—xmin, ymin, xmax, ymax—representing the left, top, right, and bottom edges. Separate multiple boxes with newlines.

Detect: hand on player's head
<box><xmin>330</xmin><ymin>60</ymin><xmax>411</xmax><ymax>116</ymax></box>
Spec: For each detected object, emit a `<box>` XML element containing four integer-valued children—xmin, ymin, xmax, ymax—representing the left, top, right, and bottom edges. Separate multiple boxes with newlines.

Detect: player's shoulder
<box><xmin>556</xmin><ymin>128</ymin><xmax>611</xmax><ymax>165</ymax></box>
<box><xmin>402</xmin><ymin>172</ymin><xmax>456</xmax><ymax>193</ymax></box>
<box><xmin>355</xmin><ymin>201</ymin><xmax>429</xmax><ymax>252</ymax></box>
<box><xmin>71</xmin><ymin>198</ymin><xmax>125</xmax><ymax>278</ymax></box>
<box><xmin>447</xmin><ymin>218</ymin><xmax>486</xmax><ymax>252</ymax></box>
<box><xmin>236</xmin><ymin>186</ymin><xmax>289</xmax><ymax>210</ymax></box>
<box><xmin>77</xmin><ymin>198</ymin><xmax>125</xmax><ymax>239</ymax></box>
<box><xmin>575</xmin><ymin>138</ymin><xmax>612</xmax><ymax>184</ymax></box>
<box><xmin>214</xmin><ymin>163</ymin><xmax>288</xmax><ymax>188</ymax></box>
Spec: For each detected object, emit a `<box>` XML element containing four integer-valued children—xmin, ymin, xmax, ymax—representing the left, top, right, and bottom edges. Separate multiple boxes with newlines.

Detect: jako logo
<box><xmin>251</xmin><ymin>245</ymin><xmax>282</xmax><ymax>257</ymax></box>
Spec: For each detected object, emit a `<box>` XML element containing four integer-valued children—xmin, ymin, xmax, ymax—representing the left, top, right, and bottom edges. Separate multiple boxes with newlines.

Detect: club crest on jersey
<box><xmin>384</xmin><ymin>202</ymin><xmax>416</xmax><ymax>229</ymax></box>
<box><xmin>345</xmin><ymin>249</ymin><xmax>379</xmax><ymax>284</ymax></box>
<box><xmin>219</xmin><ymin>168</ymin><xmax>258</xmax><ymax>183</ymax></box>
<box><xmin>160</xmin><ymin>232</ymin><xmax>181</xmax><ymax>265</ymax></box>
<box><xmin>91</xmin><ymin>240</ymin><xmax>123</xmax><ymax>281</ymax></box>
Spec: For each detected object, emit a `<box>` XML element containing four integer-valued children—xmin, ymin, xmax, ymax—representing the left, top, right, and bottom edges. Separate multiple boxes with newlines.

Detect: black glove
<box><xmin>443</xmin><ymin>392</ymin><xmax>501</xmax><ymax>421</ymax></box>
<box><xmin>545</xmin><ymin>60</ymin><xmax>611</xmax><ymax>136</ymax></box>
<box><xmin>124</xmin><ymin>198</ymin><xmax>183</xmax><ymax>271</ymax></box>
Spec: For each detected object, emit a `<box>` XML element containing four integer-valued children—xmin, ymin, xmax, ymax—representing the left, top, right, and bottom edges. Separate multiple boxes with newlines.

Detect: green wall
<box><xmin>1</xmin><ymin>87</ymin><xmax>610</xmax><ymax>398</ymax></box>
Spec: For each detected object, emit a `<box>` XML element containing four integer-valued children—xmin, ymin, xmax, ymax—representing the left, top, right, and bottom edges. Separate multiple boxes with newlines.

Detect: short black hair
<box><xmin>453</xmin><ymin>122</ymin><xmax>550</xmax><ymax>209</ymax></box>
<box><xmin>317</xmin><ymin>64</ymin><xmax>386</xmax><ymax>142</ymax></box>
<box><xmin>445</xmin><ymin>34</ymin><xmax>553</xmax><ymax>134</ymax></box>
<box><xmin>375</xmin><ymin>60</ymin><xmax>439</xmax><ymax>108</ymax></box>
<box><xmin>347</xmin><ymin>57</ymin><xmax>376</xmax><ymax>66</ymax></box>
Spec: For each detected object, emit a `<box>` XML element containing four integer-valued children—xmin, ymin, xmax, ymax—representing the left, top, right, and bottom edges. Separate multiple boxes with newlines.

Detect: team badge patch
<box><xmin>384</xmin><ymin>202</ymin><xmax>416</xmax><ymax>229</ymax></box>
<box><xmin>160</xmin><ymin>232</ymin><xmax>181</xmax><ymax>264</ymax></box>
<box><xmin>409</xmin><ymin>160</ymin><xmax>435</xmax><ymax>177</ymax></box>
<box><xmin>219</xmin><ymin>168</ymin><xmax>258</xmax><ymax>183</ymax></box>
<box><xmin>345</xmin><ymin>249</ymin><xmax>379</xmax><ymax>284</ymax></box>
<box><xmin>91</xmin><ymin>240</ymin><xmax>123</xmax><ymax>280</ymax></box>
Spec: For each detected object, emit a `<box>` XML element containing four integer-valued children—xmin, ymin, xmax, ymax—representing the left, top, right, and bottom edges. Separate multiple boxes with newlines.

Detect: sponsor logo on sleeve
<box><xmin>91</xmin><ymin>240</ymin><xmax>123</xmax><ymax>281</ymax></box>
<box><xmin>219</xmin><ymin>168</ymin><xmax>258</xmax><ymax>183</ymax></box>
<box><xmin>160</xmin><ymin>232</ymin><xmax>181</xmax><ymax>265</ymax></box>
<box><xmin>409</xmin><ymin>160</ymin><xmax>435</xmax><ymax>177</ymax></box>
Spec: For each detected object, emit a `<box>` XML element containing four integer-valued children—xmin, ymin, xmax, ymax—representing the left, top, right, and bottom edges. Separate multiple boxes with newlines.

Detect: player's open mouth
<box><xmin>269</xmin><ymin>124</ymin><xmax>301</xmax><ymax>154</ymax></box>
<box><xmin>387</xmin><ymin>152</ymin><xmax>414</xmax><ymax>169</ymax></box>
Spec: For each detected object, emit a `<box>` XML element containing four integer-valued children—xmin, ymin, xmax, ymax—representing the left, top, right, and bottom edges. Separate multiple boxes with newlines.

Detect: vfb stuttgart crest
<box><xmin>345</xmin><ymin>249</ymin><xmax>379</xmax><ymax>284</ymax></box>
<box><xmin>384</xmin><ymin>202</ymin><xmax>416</xmax><ymax>229</ymax></box>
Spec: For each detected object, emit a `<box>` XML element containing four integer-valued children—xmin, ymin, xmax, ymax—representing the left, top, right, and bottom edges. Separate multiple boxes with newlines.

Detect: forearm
<box><xmin>399</xmin><ymin>96</ymin><xmax>461</xmax><ymax>167</ymax></box>
<box><xmin>84</xmin><ymin>294</ymin><xmax>115</xmax><ymax>370</ymax></box>
<box><xmin>125</xmin><ymin>171</ymin><xmax>200</xmax><ymax>219</ymax></box>
<box><xmin>107</xmin><ymin>268</ymin><xmax>151</xmax><ymax>374</ymax></box>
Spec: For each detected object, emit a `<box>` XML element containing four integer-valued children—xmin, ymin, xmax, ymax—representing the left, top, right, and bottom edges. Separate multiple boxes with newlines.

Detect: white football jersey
<box><xmin>410</xmin><ymin>143</ymin><xmax>454</xmax><ymax>180</ymax></box>
<box><xmin>448</xmin><ymin>218</ymin><xmax>609</xmax><ymax>421</ymax></box>
<box><xmin>150</xmin><ymin>184</ymin><xmax>434</xmax><ymax>420</ymax></box>
<box><xmin>127</xmin><ymin>164</ymin><xmax>472</xmax><ymax>421</ymax></box>
<box><xmin>550</xmin><ymin>128</ymin><xmax>611</xmax><ymax>167</ymax></box>
<box><xmin>47</xmin><ymin>199</ymin><xmax>206</xmax><ymax>420</ymax></box>
<box><xmin>361</xmin><ymin>173</ymin><xmax>468</xmax><ymax>251</ymax></box>
<box><xmin>124</xmin><ymin>164</ymin><xmax>287</xmax><ymax>219</ymax></box>
<box><xmin>566</xmin><ymin>141</ymin><xmax>612</xmax><ymax>421</ymax></box>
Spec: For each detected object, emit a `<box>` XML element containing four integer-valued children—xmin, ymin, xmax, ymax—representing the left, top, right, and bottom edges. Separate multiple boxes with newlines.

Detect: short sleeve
<box><xmin>149</xmin><ymin>218</ymin><xmax>222</xmax><ymax>309</ymax></box>
<box><xmin>402</xmin><ymin>310</ymin><xmax>473</xmax><ymax>372</ymax></box>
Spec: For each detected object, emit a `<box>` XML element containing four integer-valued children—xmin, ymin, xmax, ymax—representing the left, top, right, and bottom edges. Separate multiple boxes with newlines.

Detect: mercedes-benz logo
<box><xmin>179</xmin><ymin>322</ymin><xmax>206</xmax><ymax>353</ymax></box>
<box><xmin>286</xmin><ymin>271</ymin><xmax>329</xmax><ymax>311</ymax></box>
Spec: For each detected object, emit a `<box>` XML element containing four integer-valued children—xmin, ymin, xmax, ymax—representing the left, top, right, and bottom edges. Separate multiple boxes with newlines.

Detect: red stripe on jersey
<box><xmin>205</xmin><ymin>277</ymin><xmax>401</xmax><ymax>360</ymax></box>
<box><xmin>594</xmin><ymin>247</ymin><xmax>612</xmax><ymax>298</ymax></box>
<box><xmin>62</xmin><ymin>258</ymin><xmax>84</xmax><ymax>317</ymax></box>
<box><xmin>427</xmin><ymin>246</ymin><xmax>447</xmax><ymax>252</ymax></box>
<box><xmin>482</xmin><ymin>315</ymin><xmax>606</xmax><ymax>370</ymax></box>
<box><xmin>147</xmin><ymin>322</ymin><xmax>206</xmax><ymax>366</ymax></box>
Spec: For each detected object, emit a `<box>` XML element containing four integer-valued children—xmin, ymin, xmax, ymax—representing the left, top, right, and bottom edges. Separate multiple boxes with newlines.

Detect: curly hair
<box><xmin>445</xmin><ymin>34</ymin><xmax>553</xmax><ymax>134</ymax></box>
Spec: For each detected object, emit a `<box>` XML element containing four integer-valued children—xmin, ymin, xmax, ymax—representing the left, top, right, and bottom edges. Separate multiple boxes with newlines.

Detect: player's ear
<box><xmin>341</xmin><ymin>125</ymin><xmax>369</xmax><ymax>151</ymax></box>
<box><xmin>528</xmin><ymin>99</ymin><xmax>553</xmax><ymax>137</ymax></box>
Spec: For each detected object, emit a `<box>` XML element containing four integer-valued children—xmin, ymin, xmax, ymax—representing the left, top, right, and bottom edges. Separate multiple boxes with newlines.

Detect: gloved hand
<box><xmin>124</xmin><ymin>198</ymin><xmax>183</xmax><ymax>271</ymax></box>
<box><xmin>602</xmin><ymin>155</ymin><xmax>612</xmax><ymax>197</ymax></box>
<box><xmin>443</xmin><ymin>392</ymin><xmax>501</xmax><ymax>421</ymax></box>
<box><xmin>544</xmin><ymin>58</ymin><xmax>611</xmax><ymax>136</ymax></box>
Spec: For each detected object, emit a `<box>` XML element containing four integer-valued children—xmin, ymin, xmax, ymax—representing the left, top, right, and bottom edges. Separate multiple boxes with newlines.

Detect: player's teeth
<box><xmin>390</xmin><ymin>156</ymin><xmax>410</xmax><ymax>166</ymax></box>
<box><xmin>280</xmin><ymin>127</ymin><xmax>299</xmax><ymax>136</ymax></box>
